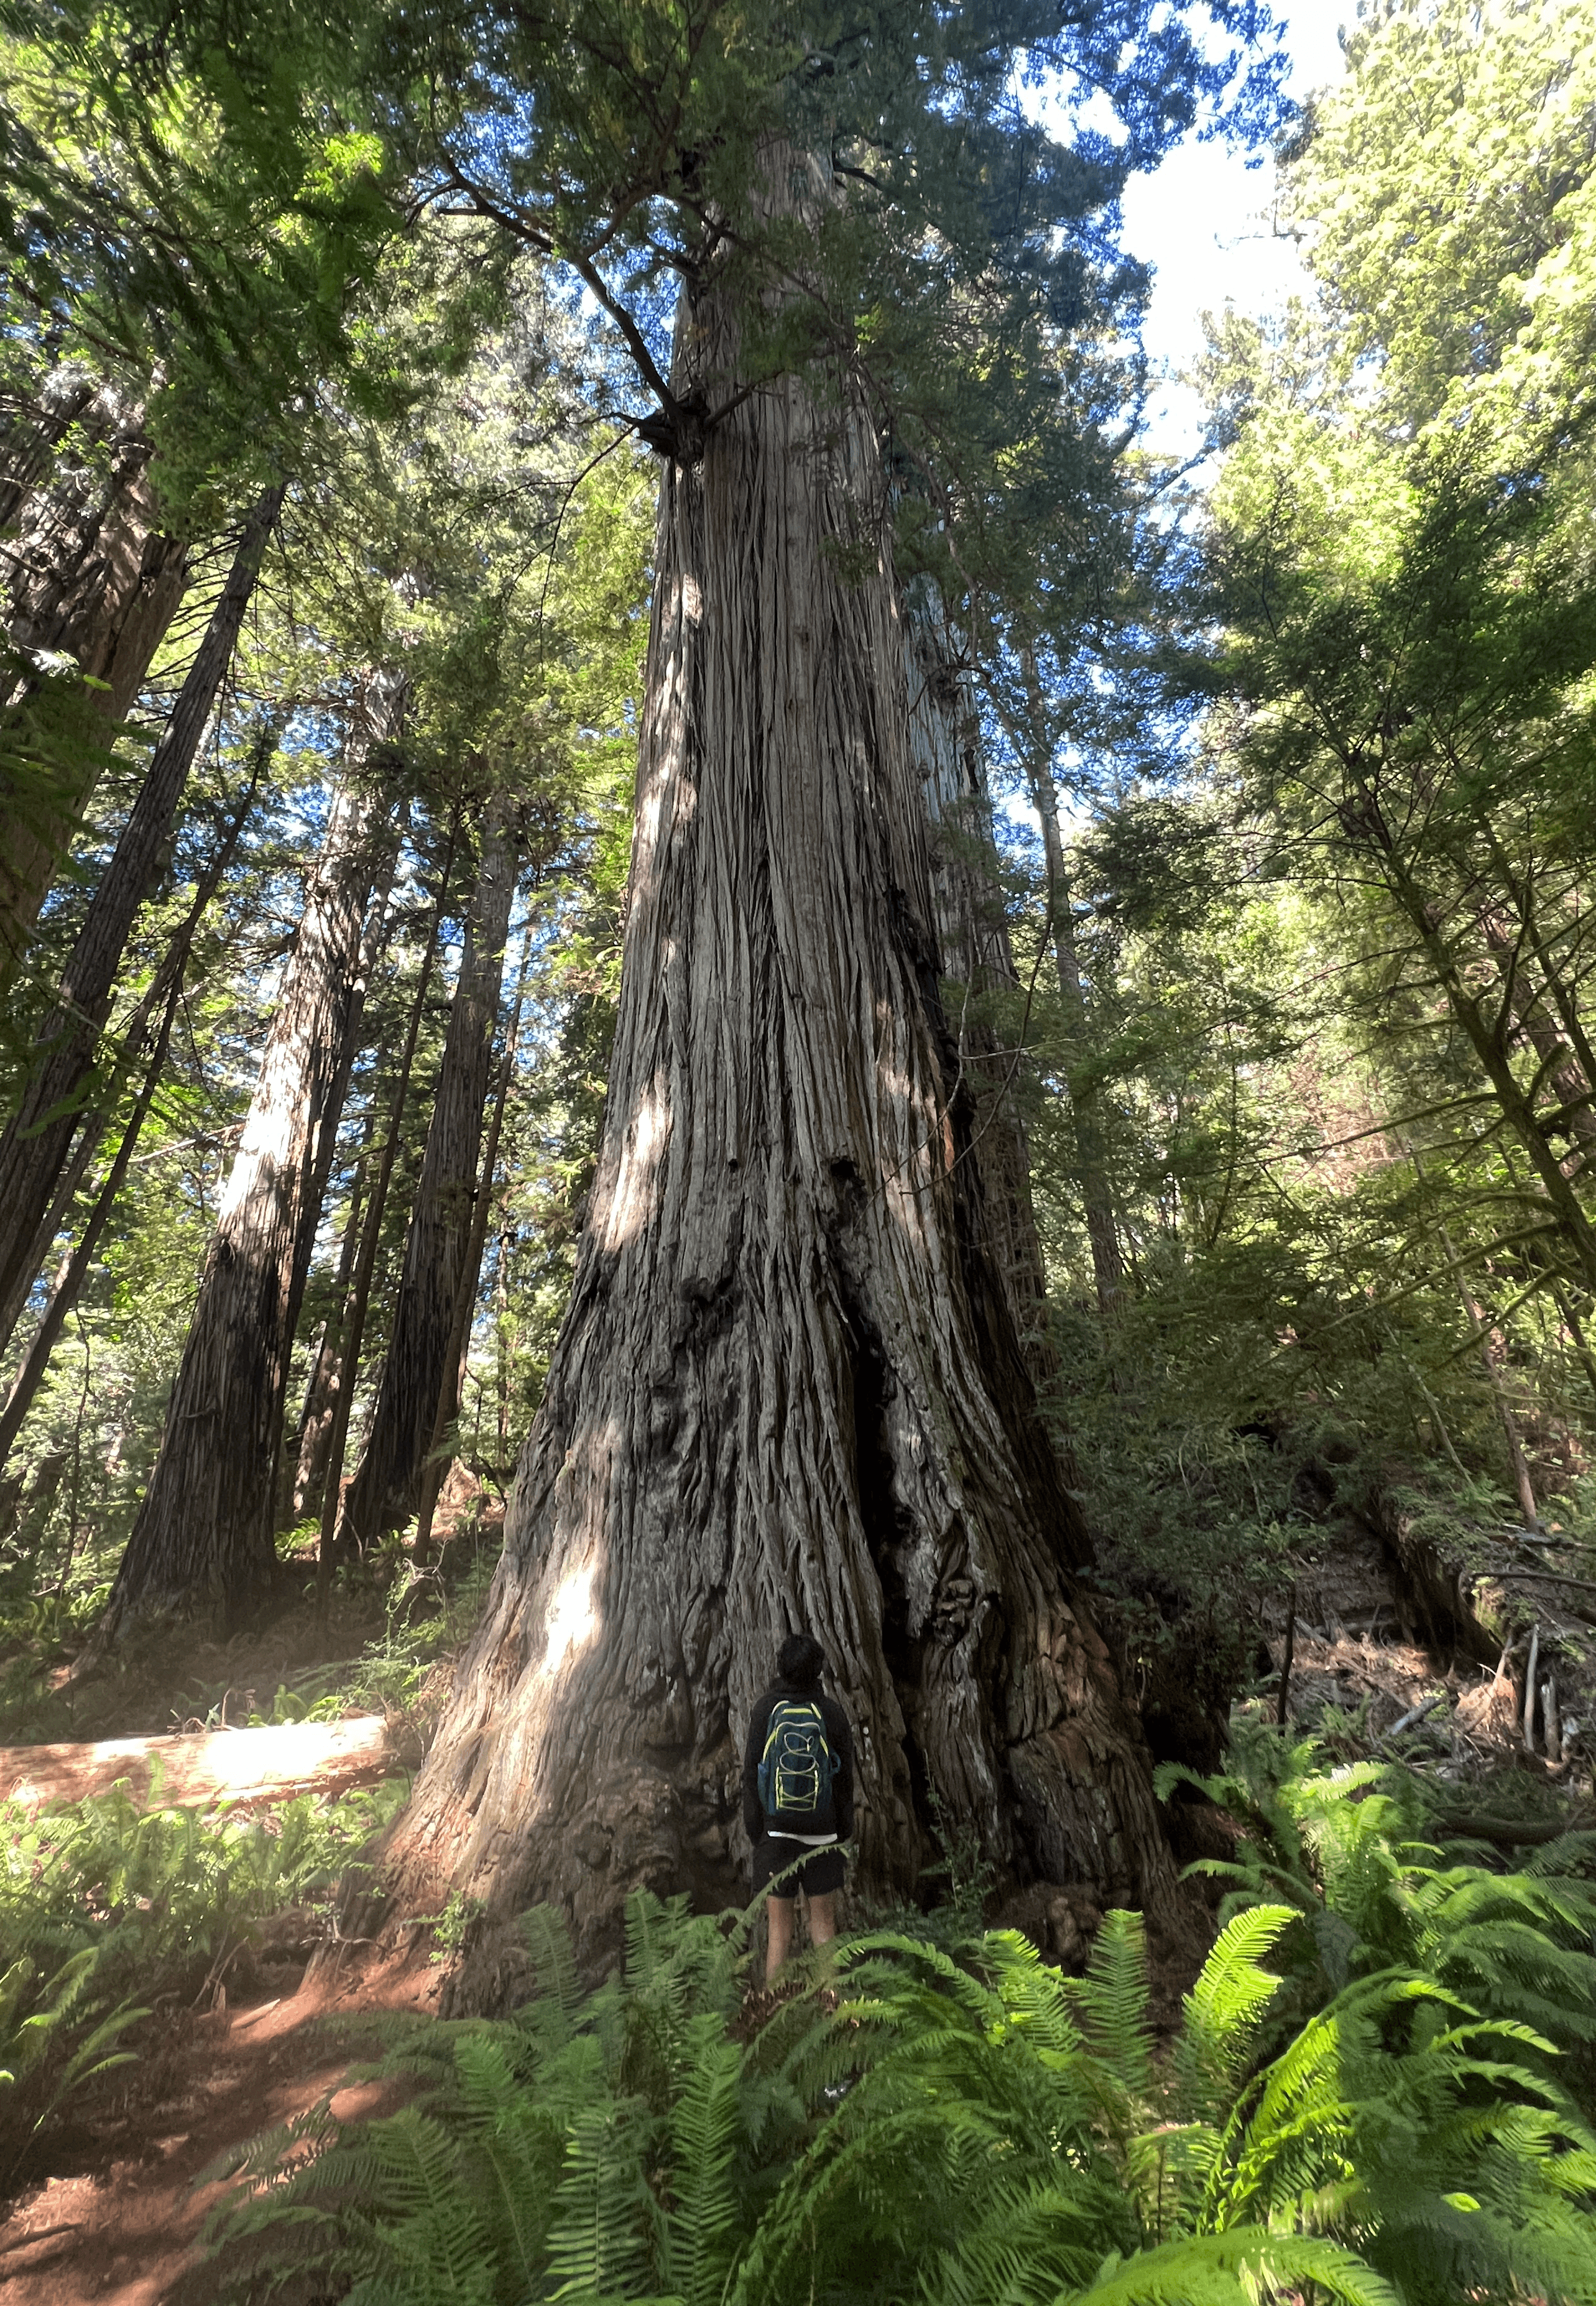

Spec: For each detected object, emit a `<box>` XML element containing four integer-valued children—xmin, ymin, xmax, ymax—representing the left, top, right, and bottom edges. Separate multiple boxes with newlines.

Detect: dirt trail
<box><xmin>0</xmin><ymin>1945</ymin><xmax>440</xmax><ymax>2306</ymax></box>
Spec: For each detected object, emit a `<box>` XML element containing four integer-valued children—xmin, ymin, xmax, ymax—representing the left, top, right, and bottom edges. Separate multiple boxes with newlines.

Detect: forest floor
<box><xmin>2</xmin><ymin>1485</ymin><xmax>1593</xmax><ymax>2304</ymax></box>
<box><xmin>0</xmin><ymin>1934</ymin><xmax>439</xmax><ymax>2306</ymax></box>
<box><xmin>1250</xmin><ymin>1506</ymin><xmax>1596</xmax><ymax>1803</ymax></box>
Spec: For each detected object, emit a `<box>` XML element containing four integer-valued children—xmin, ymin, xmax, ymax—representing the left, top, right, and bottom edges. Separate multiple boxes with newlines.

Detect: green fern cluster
<box><xmin>2</xmin><ymin>1773</ymin><xmax>408</xmax><ymax>1977</ymax></box>
<box><xmin>207</xmin><ymin>1877</ymin><xmax>1596</xmax><ymax>2306</ymax></box>
<box><xmin>1157</xmin><ymin>1719</ymin><xmax>1596</xmax><ymax>2054</ymax></box>
<box><xmin>0</xmin><ymin>1772</ymin><xmax>407</xmax><ymax>2175</ymax></box>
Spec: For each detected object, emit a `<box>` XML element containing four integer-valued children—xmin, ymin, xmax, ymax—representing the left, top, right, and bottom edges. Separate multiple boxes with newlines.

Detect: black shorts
<box><xmin>752</xmin><ymin>1838</ymin><xmax>846</xmax><ymax>1899</ymax></box>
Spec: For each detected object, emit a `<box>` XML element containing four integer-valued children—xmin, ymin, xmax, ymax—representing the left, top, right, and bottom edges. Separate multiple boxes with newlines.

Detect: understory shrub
<box><xmin>1</xmin><ymin>1774</ymin><xmax>406</xmax><ymax>2178</ymax></box>
<box><xmin>1161</xmin><ymin>1718</ymin><xmax>1596</xmax><ymax>2065</ymax></box>
<box><xmin>208</xmin><ymin>1824</ymin><xmax>1596</xmax><ymax>2306</ymax></box>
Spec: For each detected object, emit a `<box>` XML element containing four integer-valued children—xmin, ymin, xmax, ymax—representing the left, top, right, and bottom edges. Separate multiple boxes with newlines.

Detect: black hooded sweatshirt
<box><xmin>741</xmin><ymin>1678</ymin><xmax>856</xmax><ymax>1845</ymax></box>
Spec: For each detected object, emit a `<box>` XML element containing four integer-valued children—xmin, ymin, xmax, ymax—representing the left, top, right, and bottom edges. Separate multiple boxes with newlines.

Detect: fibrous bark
<box><xmin>342</xmin><ymin>810</ymin><xmax>519</xmax><ymax>1546</ymax></box>
<box><xmin>383</xmin><ymin>168</ymin><xmax>1178</xmax><ymax>1974</ymax></box>
<box><xmin>903</xmin><ymin>578</ymin><xmax>1056</xmax><ymax>1383</ymax></box>
<box><xmin>0</xmin><ymin>366</ymin><xmax>189</xmax><ymax>969</ymax></box>
<box><xmin>99</xmin><ymin>687</ymin><xmax>403</xmax><ymax>1636</ymax></box>
<box><xmin>0</xmin><ymin>485</ymin><xmax>284</xmax><ymax>1352</ymax></box>
<box><xmin>316</xmin><ymin>811</ymin><xmax>463</xmax><ymax>1581</ymax></box>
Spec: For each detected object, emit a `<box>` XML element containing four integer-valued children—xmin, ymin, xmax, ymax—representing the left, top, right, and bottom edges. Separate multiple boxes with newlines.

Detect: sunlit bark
<box><xmin>99</xmin><ymin>688</ymin><xmax>402</xmax><ymax>1635</ymax></box>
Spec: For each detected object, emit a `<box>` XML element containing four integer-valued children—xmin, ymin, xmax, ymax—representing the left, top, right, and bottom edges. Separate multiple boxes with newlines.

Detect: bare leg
<box><xmin>806</xmin><ymin>1892</ymin><xmax>837</xmax><ymax>1948</ymax></box>
<box><xmin>765</xmin><ymin>1894</ymin><xmax>795</xmax><ymax>1983</ymax></box>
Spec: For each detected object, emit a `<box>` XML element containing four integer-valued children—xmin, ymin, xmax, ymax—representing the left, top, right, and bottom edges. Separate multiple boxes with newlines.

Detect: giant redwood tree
<box><xmin>132</xmin><ymin>0</ymin><xmax>1284</xmax><ymax>1952</ymax></box>
<box><xmin>386</xmin><ymin>225</ymin><xmax>1181</xmax><ymax>1960</ymax></box>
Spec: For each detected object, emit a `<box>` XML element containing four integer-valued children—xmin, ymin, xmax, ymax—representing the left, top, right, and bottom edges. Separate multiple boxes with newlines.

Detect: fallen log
<box><xmin>0</xmin><ymin>1715</ymin><xmax>398</xmax><ymax>1814</ymax></box>
<box><xmin>1434</xmin><ymin>1808</ymin><xmax>1595</xmax><ymax>1848</ymax></box>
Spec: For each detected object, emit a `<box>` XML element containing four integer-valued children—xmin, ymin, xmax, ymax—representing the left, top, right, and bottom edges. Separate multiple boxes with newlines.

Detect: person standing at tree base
<box><xmin>742</xmin><ymin>1631</ymin><xmax>856</xmax><ymax>1984</ymax></box>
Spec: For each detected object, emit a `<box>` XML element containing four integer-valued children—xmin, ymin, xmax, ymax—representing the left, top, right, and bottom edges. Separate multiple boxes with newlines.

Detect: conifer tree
<box><xmin>98</xmin><ymin>692</ymin><xmax>402</xmax><ymax>1636</ymax></box>
<box><xmin>341</xmin><ymin>806</ymin><xmax>519</xmax><ymax>1547</ymax></box>
<box><xmin>63</xmin><ymin>0</ymin><xmax>1286</xmax><ymax>1937</ymax></box>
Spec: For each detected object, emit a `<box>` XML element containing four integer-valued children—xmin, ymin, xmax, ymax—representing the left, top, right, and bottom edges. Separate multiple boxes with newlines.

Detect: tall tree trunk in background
<box><xmin>903</xmin><ymin>581</ymin><xmax>1057</xmax><ymax>1389</ymax></box>
<box><xmin>285</xmin><ymin>1118</ymin><xmax>371</xmax><ymax>1528</ymax></box>
<box><xmin>315</xmin><ymin>814</ymin><xmax>462</xmax><ymax>1584</ymax></box>
<box><xmin>413</xmin><ymin>922</ymin><xmax>533</xmax><ymax>1566</ymax></box>
<box><xmin>1033</xmin><ymin>772</ymin><xmax>1125</xmax><ymax>1321</ymax></box>
<box><xmin>382</xmin><ymin>164</ymin><xmax>1179</xmax><ymax>1978</ymax></box>
<box><xmin>274</xmin><ymin>847</ymin><xmax>404</xmax><ymax>1531</ymax></box>
<box><xmin>96</xmin><ymin>685</ymin><xmax>403</xmax><ymax>1638</ymax></box>
<box><xmin>1013</xmin><ymin>656</ymin><xmax>1124</xmax><ymax>1322</ymax></box>
<box><xmin>0</xmin><ymin>739</ymin><xmax>267</xmax><ymax>1465</ymax></box>
<box><xmin>0</xmin><ymin>367</ymin><xmax>190</xmax><ymax>973</ymax></box>
<box><xmin>342</xmin><ymin>810</ymin><xmax>519</xmax><ymax>1546</ymax></box>
<box><xmin>0</xmin><ymin>486</ymin><xmax>285</xmax><ymax>1351</ymax></box>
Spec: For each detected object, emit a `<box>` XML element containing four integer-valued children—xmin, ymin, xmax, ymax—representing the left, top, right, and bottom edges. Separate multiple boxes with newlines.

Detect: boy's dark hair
<box><xmin>778</xmin><ymin>1631</ymin><xmax>826</xmax><ymax>1687</ymax></box>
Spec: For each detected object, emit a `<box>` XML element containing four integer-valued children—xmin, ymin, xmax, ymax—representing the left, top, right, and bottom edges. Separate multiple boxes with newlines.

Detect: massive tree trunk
<box><xmin>341</xmin><ymin>810</ymin><xmax>519</xmax><ymax>1546</ymax></box>
<box><xmin>98</xmin><ymin>687</ymin><xmax>403</xmax><ymax>1638</ymax></box>
<box><xmin>0</xmin><ymin>486</ymin><xmax>285</xmax><ymax>1352</ymax></box>
<box><xmin>382</xmin><ymin>178</ymin><xmax>1179</xmax><ymax>1975</ymax></box>
<box><xmin>903</xmin><ymin>579</ymin><xmax>1057</xmax><ymax>1386</ymax></box>
<box><xmin>0</xmin><ymin>367</ymin><xmax>189</xmax><ymax>972</ymax></box>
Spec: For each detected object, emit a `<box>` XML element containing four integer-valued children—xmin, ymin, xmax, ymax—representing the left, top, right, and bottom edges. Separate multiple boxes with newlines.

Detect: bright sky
<box><xmin>1121</xmin><ymin>0</ymin><xmax>1354</xmax><ymax>454</ymax></box>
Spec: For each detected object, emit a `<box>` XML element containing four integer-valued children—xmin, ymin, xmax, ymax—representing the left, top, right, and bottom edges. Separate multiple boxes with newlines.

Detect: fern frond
<box><xmin>1176</xmin><ymin>1904</ymin><xmax>1293</xmax><ymax>2124</ymax></box>
<box><xmin>1067</xmin><ymin>1909</ymin><xmax>1153</xmax><ymax>2107</ymax></box>
<box><xmin>543</xmin><ymin>2096</ymin><xmax>657</xmax><ymax>2300</ymax></box>
<box><xmin>522</xmin><ymin>1902</ymin><xmax>583</xmax><ymax>2044</ymax></box>
<box><xmin>662</xmin><ymin>2022</ymin><xmax>743</xmax><ymax>2306</ymax></box>
<box><xmin>1066</xmin><ymin>2227</ymin><xmax>1400</xmax><ymax>2305</ymax></box>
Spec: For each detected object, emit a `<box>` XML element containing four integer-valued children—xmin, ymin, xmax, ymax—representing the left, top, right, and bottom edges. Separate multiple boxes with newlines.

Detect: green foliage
<box><xmin>0</xmin><ymin>1946</ymin><xmax>144</xmax><ymax>2179</ymax></box>
<box><xmin>207</xmin><ymin>1868</ymin><xmax>1596</xmax><ymax>2305</ymax></box>
<box><xmin>0</xmin><ymin>1773</ymin><xmax>406</xmax><ymax>2173</ymax></box>
<box><xmin>1159</xmin><ymin>1720</ymin><xmax>1596</xmax><ymax>2057</ymax></box>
